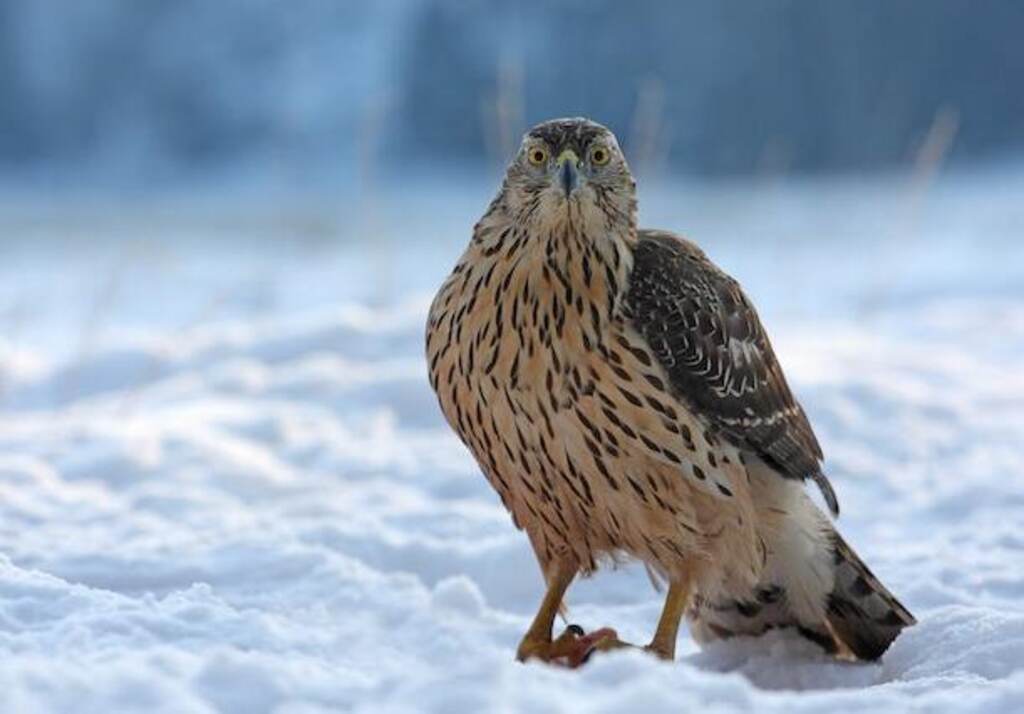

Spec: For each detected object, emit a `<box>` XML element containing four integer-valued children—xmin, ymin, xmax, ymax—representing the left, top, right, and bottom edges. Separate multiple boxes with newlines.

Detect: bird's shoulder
<box><xmin>634</xmin><ymin>228</ymin><xmax>708</xmax><ymax>259</ymax></box>
<box><xmin>624</xmin><ymin>227</ymin><xmax>837</xmax><ymax>514</ymax></box>
<box><xmin>631</xmin><ymin>229</ymin><xmax>734</xmax><ymax>293</ymax></box>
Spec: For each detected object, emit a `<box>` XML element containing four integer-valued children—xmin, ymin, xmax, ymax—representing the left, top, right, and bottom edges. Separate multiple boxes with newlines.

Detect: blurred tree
<box><xmin>397</xmin><ymin>0</ymin><xmax>1024</xmax><ymax>174</ymax></box>
<box><xmin>0</xmin><ymin>0</ymin><xmax>1021</xmax><ymax>178</ymax></box>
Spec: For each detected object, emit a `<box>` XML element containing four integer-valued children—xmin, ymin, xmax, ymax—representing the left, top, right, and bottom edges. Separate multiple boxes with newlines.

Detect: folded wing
<box><xmin>626</xmin><ymin>230</ymin><xmax>837</xmax><ymax>515</ymax></box>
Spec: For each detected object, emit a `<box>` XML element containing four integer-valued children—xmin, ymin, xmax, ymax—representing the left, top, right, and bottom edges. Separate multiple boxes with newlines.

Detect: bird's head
<box><xmin>502</xmin><ymin>117</ymin><xmax>636</xmax><ymax>235</ymax></box>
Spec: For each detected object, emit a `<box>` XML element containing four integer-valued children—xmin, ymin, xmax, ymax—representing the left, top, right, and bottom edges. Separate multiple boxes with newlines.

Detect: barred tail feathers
<box><xmin>826</xmin><ymin>530</ymin><xmax>916</xmax><ymax>660</ymax></box>
<box><xmin>688</xmin><ymin>465</ymin><xmax>914</xmax><ymax>660</ymax></box>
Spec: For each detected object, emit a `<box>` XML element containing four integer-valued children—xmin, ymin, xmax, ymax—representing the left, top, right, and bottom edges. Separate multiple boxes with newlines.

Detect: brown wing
<box><xmin>625</xmin><ymin>229</ymin><xmax>838</xmax><ymax>515</ymax></box>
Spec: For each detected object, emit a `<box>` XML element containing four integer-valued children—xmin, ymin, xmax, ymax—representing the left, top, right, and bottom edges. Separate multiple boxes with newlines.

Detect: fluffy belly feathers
<box><xmin>426</xmin><ymin>242</ymin><xmax>762</xmax><ymax>591</ymax></box>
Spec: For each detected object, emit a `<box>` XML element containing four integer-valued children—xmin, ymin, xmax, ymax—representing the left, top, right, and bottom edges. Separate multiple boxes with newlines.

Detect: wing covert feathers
<box><xmin>627</xmin><ymin>230</ymin><xmax>839</xmax><ymax>515</ymax></box>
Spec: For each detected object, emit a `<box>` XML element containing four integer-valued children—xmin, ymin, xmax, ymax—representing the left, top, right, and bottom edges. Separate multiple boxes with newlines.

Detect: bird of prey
<box><xmin>425</xmin><ymin>117</ymin><xmax>914</xmax><ymax>666</ymax></box>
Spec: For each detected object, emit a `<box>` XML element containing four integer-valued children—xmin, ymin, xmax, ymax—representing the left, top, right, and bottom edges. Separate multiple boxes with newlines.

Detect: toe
<box><xmin>519</xmin><ymin>626</ymin><xmax>634</xmax><ymax>668</ymax></box>
<box><xmin>643</xmin><ymin>642</ymin><xmax>675</xmax><ymax>661</ymax></box>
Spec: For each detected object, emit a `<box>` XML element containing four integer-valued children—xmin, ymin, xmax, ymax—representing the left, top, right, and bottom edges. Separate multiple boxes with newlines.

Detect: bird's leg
<box><xmin>516</xmin><ymin>559</ymin><xmax>577</xmax><ymax>663</ymax></box>
<box><xmin>644</xmin><ymin>575</ymin><xmax>692</xmax><ymax>660</ymax></box>
<box><xmin>516</xmin><ymin>559</ymin><xmax>620</xmax><ymax>667</ymax></box>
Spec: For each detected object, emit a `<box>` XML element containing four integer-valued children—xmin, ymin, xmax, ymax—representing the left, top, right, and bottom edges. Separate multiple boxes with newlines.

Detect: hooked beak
<box><xmin>556</xmin><ymin>149</ymin><xmax>580</xmax><ymax>197</ymax></box>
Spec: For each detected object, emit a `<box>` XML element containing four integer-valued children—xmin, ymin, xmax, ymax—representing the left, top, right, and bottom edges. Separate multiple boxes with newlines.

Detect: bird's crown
<box><xmin>525</xmin><ymin>117</ymin><xmax>613</xmax><ymax>152</ymax></box>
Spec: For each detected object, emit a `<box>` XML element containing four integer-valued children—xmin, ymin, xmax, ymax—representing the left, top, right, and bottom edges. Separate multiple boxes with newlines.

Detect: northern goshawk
<box><xmin>425</xmin><ymin>117</ymin><xmax>914</xmax><ymax>666</ymax></box>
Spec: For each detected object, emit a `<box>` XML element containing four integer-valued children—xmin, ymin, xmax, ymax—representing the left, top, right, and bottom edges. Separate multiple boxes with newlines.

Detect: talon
<box><xmin>519</xmin><ymin>626</ymin><xmax>634</xmax><ymax>668</ymax></box>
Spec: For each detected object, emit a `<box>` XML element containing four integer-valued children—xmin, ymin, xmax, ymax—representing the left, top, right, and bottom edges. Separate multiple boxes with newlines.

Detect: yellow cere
<box><xmin>556</xmin><ymin>149</ymin><xmax>579</xmax><ymax>166</ymax></box>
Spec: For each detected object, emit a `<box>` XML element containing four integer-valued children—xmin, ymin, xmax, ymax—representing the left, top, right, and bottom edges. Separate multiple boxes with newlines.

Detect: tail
<box><xmin>688</xmin><ymin>476</ymin><xmax>914</xmax><ymax>660</ymax></box>
<box><xmin>826</xmin><ymin>530</ymin><xmax>916</xmax><ymax>660</ymax></box>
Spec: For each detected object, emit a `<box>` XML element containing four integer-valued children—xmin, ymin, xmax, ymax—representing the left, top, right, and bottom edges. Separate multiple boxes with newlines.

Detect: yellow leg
<box><xmin>645</xmin><ymin>575</ymin><xmax>692</xmax><ymax>660</ymax></box>
<box><xmin>516</xmin><ymin>560</ymin><xmax>692</xmax><ymax>666</ymax></box>
<box><xmin>516</xmin><ymin>559</ymin><xmax>578</xmax><ymax>663</ymax></box>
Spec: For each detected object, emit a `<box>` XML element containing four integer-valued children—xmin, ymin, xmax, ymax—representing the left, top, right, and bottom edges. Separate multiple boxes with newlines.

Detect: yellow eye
<box><xmin>590</xmin><ymin>146</ymin><xmax>610</xmax><ymax>166</ymax></box>
<box><xmin>527</xmin><ymin>146</ymin><xmax>549</xmax><ymax>166</ymax></box>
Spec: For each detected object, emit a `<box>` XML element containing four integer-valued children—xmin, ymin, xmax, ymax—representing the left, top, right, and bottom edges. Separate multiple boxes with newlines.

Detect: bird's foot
<box><xmin>517</xmin><ymin>624</ymin><xmax>632</xmax><ymax>668</ymax></box>
<box><xmin>642</xmin><ymin>641</ymin><xmax>675</xmax><ymax>661</ymax></box>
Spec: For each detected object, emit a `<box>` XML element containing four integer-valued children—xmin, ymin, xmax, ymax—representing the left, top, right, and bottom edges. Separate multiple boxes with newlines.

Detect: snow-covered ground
<box><xmin>1</xmin><ymin>171</ymin><xmax>1023</xmax><ymax>712</ymax></box>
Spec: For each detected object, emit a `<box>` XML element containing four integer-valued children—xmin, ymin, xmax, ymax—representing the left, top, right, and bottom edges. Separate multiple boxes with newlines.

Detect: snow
<box><xmin>1</xmin><ymin>172</ymin><xmax>1023</xmax><ymax>712</ymax></box>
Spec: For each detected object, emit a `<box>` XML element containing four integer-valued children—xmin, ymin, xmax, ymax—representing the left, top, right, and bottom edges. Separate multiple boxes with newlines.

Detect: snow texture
<box><xmin>1</xmin><ymin>173</ymin><xmax>1023</xmax><ymax>712</ymax></box>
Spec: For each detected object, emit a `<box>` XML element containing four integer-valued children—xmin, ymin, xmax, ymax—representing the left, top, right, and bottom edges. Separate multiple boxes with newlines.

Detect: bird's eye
<box><xmin>527</xmin><ymin>147</ymin><xmax>549</xmax><ymax>166</ymax></box>
<box><xmin>590</xmin><ymin>146</ymin><xmax>610</xmax><ymax>166</ymax></box>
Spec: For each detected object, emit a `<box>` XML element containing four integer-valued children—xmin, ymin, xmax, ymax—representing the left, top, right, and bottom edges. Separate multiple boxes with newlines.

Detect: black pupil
<box><xmin>594</xmin><ymin>150</ymin><xmax>604</xmax><ymax>161</ymax></box>
<box><xmin>533</xmin><ymin>151</ymin><xmax>543</xmax><ymax>161</ymax></box>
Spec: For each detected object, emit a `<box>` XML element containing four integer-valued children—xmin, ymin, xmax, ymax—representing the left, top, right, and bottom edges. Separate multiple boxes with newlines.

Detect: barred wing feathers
<box><xmin>626</xmin><ymin>230</ymin><xmax>838</xmax><ymax>515</ymax></box>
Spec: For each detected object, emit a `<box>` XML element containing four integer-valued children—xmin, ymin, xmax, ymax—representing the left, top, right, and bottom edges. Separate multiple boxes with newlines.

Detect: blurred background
<box><xmin>1</xmin><ymin>0</ymin><xmax>1023</xmax><ymax>362</ymax></box>
<box><xmin>3</xmin><ymin>0</ymin><xmax>1024</xmax><ymax>180</ymax></box>
<box><xmin>3</xmin><ymin>5</ymin><xmax>1024</xmax><ymax>708</ymax></box>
